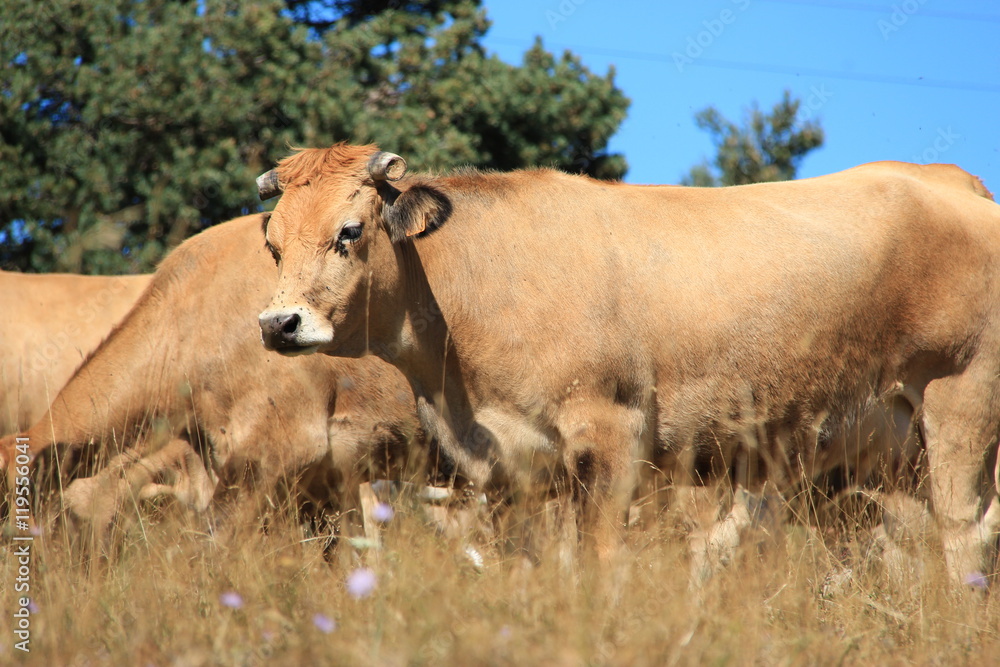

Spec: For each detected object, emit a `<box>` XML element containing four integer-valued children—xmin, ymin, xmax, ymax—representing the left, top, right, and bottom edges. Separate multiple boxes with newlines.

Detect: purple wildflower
<box><xmin>313</xmin><ymin>613</ymin><xmax>337</xmax><ymax>633</ymax></box>
<box><xmin>964</xmin><ymin>571</ymin><xmax>989</xmax><ymax>590</ymax></box>
<box><xmin>346</xmin><ymin>568</ymin><xmax>377</xmax><ymax>599</ymax></box>
<box><xmin>219</xmin><ymin>591</ymin><xmax>244</xmax><ymax>609</ymax></box>
<box><xmin>371</xmin><ymin>502</ymin><xmax>394</xmax><ymax>523</ymax></box>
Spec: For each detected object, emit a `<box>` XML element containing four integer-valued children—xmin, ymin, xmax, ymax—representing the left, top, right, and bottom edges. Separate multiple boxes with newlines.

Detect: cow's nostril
<box><xmin>278</xmin><ymin>312</ymin><xmax>300</xmax><ymax>336</ymax></box>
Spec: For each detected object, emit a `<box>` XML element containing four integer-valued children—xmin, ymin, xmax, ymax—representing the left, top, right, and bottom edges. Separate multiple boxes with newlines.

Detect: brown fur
<box><xmin>1</xmin><ymin>215</ymin><xmax>422</xmax><ymax>535</ymax></box>
<box><xmin>0</xmin><ymin>270</ymin><xmax>151</xmax><ymax>434</ymax></box>
<box><xmin>260</xmin><ymin>146</ymin><xmax>1000</xmax><ymax>582</ymax></box>
<box><xmin>276</xmin><ymin>143</ymin><xmax>376</xmax><ymax>189</ymax></box>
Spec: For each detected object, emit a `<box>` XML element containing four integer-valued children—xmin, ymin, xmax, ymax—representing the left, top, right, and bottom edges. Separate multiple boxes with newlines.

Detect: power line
<box><xmin>757</xmin><ymin>0</ymin><xmax>1000</xmax><ymax>24</ymax></box>
<box><xmin>488</xmin><ymin>37</ymin><xmax>1000</xmax><ymax>94</ymax></box>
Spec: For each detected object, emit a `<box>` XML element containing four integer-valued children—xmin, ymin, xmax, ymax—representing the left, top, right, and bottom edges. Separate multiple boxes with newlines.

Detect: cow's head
<box><xmin>257</xmin><ymin>144</ymin><xmax>448</xmax><ymax>357</ymax></box>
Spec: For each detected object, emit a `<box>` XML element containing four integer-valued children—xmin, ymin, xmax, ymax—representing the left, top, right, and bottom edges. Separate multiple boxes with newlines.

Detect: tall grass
<box><xmin>2</xmin><ymin>484</ymin><xmax>997</xmax><ymax>666</ymax></box>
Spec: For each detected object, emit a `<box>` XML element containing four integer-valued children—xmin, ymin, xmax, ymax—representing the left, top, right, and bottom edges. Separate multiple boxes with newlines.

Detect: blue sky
<box><xmin>480</xmin><ymin>0</ymin><xmax>1000</xmax><ymax>187</ymax></box>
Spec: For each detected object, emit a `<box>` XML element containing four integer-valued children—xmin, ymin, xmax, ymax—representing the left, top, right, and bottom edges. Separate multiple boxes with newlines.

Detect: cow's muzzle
<box><xmin>259</xmin><ymin>312</ymin><xmax>316</xmax><ymax>355</ymax></box>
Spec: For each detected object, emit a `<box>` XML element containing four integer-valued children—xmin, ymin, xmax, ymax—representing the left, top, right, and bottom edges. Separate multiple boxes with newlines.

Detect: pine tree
<box><xmin>0</xmin><ymin>0</ymin><xmax>628</xmax><ymax>273</ymax></box>
<box><xmin>683</xmin><ymin>90</ymin><xmax>824</xmax><ymax>187</ymax></box>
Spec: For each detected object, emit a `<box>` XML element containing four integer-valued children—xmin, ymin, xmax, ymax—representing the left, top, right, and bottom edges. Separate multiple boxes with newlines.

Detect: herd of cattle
<box><xmin>3</xmin><ymin>143</ymin><xmax>1000</xmax><ymax>589</ymax></box>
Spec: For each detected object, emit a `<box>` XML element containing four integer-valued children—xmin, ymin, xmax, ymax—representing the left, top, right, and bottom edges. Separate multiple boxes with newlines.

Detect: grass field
<box><xmin>1</xmin><ymin>479</ymin><xmax>998</xmax><ymax>666</ymax></box>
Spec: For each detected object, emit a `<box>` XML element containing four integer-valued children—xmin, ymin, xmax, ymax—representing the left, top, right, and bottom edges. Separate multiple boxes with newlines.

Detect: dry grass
<box><xmin>1</xmin><ymin>485</ymin><xmax>998</xmax><ymax>667</ymax></box>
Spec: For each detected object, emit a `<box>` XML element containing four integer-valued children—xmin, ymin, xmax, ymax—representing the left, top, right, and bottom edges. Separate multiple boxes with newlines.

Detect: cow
<box><xmin>255</xmin><ymin>142</ymin><xmax>1000</xmax><ymax>585</ymax></box>
<box><xmin>0</xmin><ymin>269</ymin><xmax>151</xmax><ymax>434</ymax></box>
<box><xmin>0</xmin><ymin>214</ymin><xmax>424</xmax><ymax>542</ymax></box>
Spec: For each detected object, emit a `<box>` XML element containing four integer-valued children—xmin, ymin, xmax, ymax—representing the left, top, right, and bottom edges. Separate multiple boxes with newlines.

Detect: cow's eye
<box><xmin>265</xmin><ymin>240</ymin><xmax>280</xmax><ymax>265</ymax></box>
<box><xmin>339</xmin><ymin>221</ymin><xmax>363</xmax><ymax>243</ymax></box>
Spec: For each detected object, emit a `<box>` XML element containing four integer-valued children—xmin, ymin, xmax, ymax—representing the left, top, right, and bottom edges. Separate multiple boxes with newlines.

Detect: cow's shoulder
<box><xmin>842</xmin><ymin>161</ymin><xmax>993</xmax><ymax>201</ymax></box>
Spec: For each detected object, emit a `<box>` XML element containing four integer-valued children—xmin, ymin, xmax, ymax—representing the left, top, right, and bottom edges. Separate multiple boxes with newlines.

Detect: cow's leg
<box><xmin>135</xmin><ymin>439</ymin><xmax>216</xmax><ymax>512</ymax></box>
<box><xmin>358</xmin><ymin>481</ymin><xmax>380</xmax><ymax>543</ymax></box>
<box><xmin>491</xmin><ymin>489</ymin><xmax>576</xmax><ymax>570</ymax></box>
<box><xmin>867</xmin><ymin>490</ymin><xmax>936</xmax><ymax>593</ymax></box>
<box><xmin>559</xmin><ymin>401</ymin><xmax>645</xmax><ymax>565</ymax></box>
<box><xmin>664</xmin><ymin>440</ymin><xmax>777</xmax><ymax>587</ymax></box>
<box><xmin>62</xmin><ymin>448</ymin><xmax>145</xmax><ymax>536</ymax></box>
<box><xmin>63</xmin><ymin>438</ymin><xmax>215</xmax><ymax>538</ymax></box>
<box><xmin>688</xmin><ymin>487</ymin><xmax>754</xmax><ymax>588</ymax></box>
<box><xmin>685</xmin><ymin>484</ymin><xmax>785</xmax><ymax>588</ymax></box>
<box><xmin>336</xmin><ymin>469</ymin><xmax>374</xmax><ymax>542</ymax></box>
<box><xmin>921</xmin><ymin>363</ymin><xmax>1000</xmax><ymax>586</ymax></box>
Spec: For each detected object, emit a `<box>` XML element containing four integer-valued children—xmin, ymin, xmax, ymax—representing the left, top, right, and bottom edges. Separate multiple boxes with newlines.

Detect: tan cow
<box><xmin>1</xmin><ymin>214</ymin><xmax>424</xmax><ymax>538</ymax></box>
<box><xmin>0</xmin><ymin>269</ymin><xmax>151</xmax><ymax>433</ymax></box>
<box><xmin>256</xmin><ymin>143</ymin><xmax>1000</xmax><ymax>585</ymax></box>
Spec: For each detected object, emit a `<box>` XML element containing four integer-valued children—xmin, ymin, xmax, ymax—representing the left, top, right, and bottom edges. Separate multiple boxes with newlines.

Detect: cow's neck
<box><xmin>382</xmin><ymin>242</ymin><xmax>458</xmax><ymax>397</ymax></box>
<box><xmin>375</xmin><ymin>241</ymin><xmax>491</xmax><ymax>478</ymax></box>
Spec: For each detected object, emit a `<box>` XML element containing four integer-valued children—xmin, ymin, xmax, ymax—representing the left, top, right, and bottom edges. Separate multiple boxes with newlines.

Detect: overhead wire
<box><xmin>487</xmin><ymin>1</ymin><xmax>1000</xmax><ymax>95</ymax></box>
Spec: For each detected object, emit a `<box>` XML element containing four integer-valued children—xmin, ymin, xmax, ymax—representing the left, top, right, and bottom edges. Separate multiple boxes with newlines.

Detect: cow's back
<box><xmin>0</xmin><ymin>270</ymin><xmax>151</xmax><ymax>433</ymax></box>
<box><xmin>417</xmin><ymin>162</ymin><xmax>1000</xmax><ymax>477</ymax></box>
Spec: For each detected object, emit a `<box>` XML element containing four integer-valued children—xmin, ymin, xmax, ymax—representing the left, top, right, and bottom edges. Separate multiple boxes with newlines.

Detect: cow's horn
<box><xmin>368</xmin><ymin>152</ymin><xmax>407</xmax><ymax>181</ymax></box>
<box><xmin>256</xmin><ymin>170</ymin><xmax>283</xmax><ymax>200</ymax></box>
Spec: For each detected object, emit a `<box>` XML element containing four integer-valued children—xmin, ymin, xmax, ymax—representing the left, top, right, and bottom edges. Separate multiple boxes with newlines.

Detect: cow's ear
<box><xmin>381</xmin><ymin>183</ymin><xmax>451</xmax><ymax>243</ymax></box>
